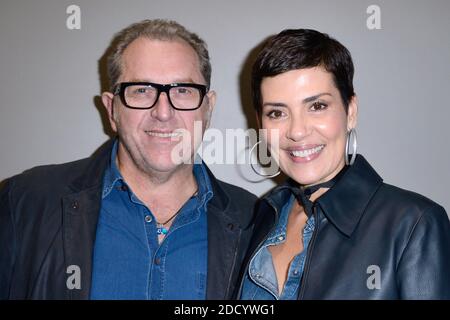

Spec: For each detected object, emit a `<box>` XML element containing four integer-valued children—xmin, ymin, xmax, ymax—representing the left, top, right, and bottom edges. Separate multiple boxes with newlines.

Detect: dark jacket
<box><xmin>0</xmin><ymin>140</ymin><xmax>257</xmax><ymax>299</ymax></box>
<box><xmin>236</xmin><ymin>155</ymin><xmax>450</xmax><ymax>299</ymax></box>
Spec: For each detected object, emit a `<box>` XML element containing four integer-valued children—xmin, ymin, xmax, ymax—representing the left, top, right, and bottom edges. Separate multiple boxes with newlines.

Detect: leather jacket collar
<box><xmin>262</xmin><ymin>155</ymin><xmax>383</xmax><ymax>237</ymax></box>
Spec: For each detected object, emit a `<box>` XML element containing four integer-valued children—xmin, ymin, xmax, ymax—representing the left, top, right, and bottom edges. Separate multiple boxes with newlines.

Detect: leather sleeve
<box><xmin>396</xmin><ymin>204</ymin><xmax>450</xmax><ymax>299</ymax></box>
<box><xmin>0</xmin><ymin>179</ymin><xmax>16</xmax><ymax>300</ymax></box>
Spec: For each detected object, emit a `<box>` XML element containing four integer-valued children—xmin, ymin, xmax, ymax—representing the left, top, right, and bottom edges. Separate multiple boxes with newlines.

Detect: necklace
<box><xmin>156</xmin><ymin>188</ymin><xmax>199</xmax><ymax>235</ymax></box>
<box><xmin>289</xmin><ymin>165</ymin><xmax>348</xmax><ymax>217</ymax></box>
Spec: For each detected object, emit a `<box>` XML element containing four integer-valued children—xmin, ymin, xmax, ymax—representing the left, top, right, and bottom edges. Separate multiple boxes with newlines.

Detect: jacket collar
<box><xmin>204</xmin><ymin>164</ymin><xmax>254</xmax><ymax>229</ymax></box>
<box><xmin>204</xmin><ymin>164</ymin><xmax>255</xmax><ymax>299</ymax></box>
<box><xmin>317</xmin><ymin>155</ymin><xmax>383</xmax><ymax>237</ymax></box>
<box><xmin>62</xmin><ymin>139</ymin><xmax>113</xmax><ymax>299</ymax></box>
<box><xmin>68</xmin><ymin>139</ymin><xmax>114</xmax><ymax>193</ymax></box>
<box><xmin>263</xmin><ymin>155</ymin><xmax>383</xmax><ymax>238</ymax></box>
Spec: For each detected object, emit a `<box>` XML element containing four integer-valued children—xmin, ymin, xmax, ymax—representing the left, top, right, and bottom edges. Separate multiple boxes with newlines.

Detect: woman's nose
<box><xmin>286</xmin><ymin>114</ymin><xmax>310</xmax><ymax>141</ymax></box>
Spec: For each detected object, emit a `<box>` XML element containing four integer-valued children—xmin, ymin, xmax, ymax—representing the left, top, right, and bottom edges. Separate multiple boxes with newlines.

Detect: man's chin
<box><xmin>141</xmin><ymin>160</ymin><xmax>192</xmax><ymax>176</ymax></box>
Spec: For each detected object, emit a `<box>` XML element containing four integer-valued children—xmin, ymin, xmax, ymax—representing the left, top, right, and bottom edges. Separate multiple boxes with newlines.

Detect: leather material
<box><xmin>236</xmin><ymin>155</ymin><xmax>450</xmax><ymax>299</ymax></box>
<box><xmin>0</xmin><ymin>139</ymin><xmax>257</xmax><ymax>300</ymax></box>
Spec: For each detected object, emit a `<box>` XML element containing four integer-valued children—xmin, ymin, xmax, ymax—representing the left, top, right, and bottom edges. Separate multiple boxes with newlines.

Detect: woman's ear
<box><xmin>347</xmin><ymin>95</ymin><xmax>358</xmax><ymax>130</ymax></box>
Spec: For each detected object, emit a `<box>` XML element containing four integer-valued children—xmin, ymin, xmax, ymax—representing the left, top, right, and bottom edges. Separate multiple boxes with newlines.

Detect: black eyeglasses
<box><xmin>113</xmin><ymin>82</ymin><xmax>208</xmax><ymax>111</ymax></box>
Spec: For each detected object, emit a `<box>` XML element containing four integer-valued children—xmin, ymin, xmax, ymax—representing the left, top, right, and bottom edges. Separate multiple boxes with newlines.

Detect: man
<box><xmin>0</xmin><ymin>19</ymin><xmax>257</xmax><ymax>299</ymax></box>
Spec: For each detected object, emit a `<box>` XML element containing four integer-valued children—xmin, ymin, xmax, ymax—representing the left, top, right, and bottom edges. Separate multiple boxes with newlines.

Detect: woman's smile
<box><xmin>285</xmin><ymin>144</ymin><xmax>325</xmax><ymax>163</ymax></box>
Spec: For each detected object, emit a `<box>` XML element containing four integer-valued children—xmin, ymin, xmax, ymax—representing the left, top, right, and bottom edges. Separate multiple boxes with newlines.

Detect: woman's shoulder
<box><xmin>374</xmin><ymin>182</ymin><xmax>447</xmax><ymax>221</ymax></box>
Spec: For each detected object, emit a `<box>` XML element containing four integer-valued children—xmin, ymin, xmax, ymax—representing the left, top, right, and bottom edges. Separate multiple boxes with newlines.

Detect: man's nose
<box><xmin>151</xmin><ymin>92</ymin><xmax>174</xmax><ymax>121</ymax></box>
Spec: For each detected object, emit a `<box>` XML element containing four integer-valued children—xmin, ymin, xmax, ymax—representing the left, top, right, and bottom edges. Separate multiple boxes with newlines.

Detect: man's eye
<box><xmin>310</xmin><ymin>101</ymin><xmax>328</xmax><ymax>111</ymax></box>
<box><xmin>134</xmin><ymin>87</ymin><xmax>149</xmax><ymax>94</ymax></box>
<box><xmin>176</xmin><ymin>87</ymin><xmax>192</xmax><ymax>95</ymax></box>
<box><xmin>266</xmin><ymin>110</ymin><xmax>284</xmax><ymax>119</ymax></box>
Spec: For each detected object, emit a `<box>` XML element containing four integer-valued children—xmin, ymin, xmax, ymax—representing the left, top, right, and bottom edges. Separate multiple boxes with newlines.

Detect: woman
<box><xmin>237</xmin><ymin>29</ymin><xmax>450</xmax><ymax>299</ymax></box>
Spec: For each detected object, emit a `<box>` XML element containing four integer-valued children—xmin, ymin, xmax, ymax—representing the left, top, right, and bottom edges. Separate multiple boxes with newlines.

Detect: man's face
<box><xmin>102</xmin><ymin>37</ymin><xmax>215</xmax><ymax>175</ymax></box>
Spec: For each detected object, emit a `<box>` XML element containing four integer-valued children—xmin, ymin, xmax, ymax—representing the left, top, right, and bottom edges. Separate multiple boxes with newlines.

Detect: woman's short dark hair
<box><xmin>252</xmin><ymin>29</ymin><xmax>355</xmax><ymax>114</ymax></box>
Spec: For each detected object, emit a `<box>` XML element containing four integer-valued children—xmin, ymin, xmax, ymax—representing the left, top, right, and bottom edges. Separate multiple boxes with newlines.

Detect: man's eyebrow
<box><xmin>302</xmin><ymin>93</ymin><xmax>333</xmax><ymax>104</ymax></box>
<box><xmin>126</xmin><ymin>78</ymin><xmax>196</xmax><ymax>84</ymax></box>
<box><xmin>127</xmin><ymin>78</ymin><xmax>152</xmax><ymax>83</ymax></box>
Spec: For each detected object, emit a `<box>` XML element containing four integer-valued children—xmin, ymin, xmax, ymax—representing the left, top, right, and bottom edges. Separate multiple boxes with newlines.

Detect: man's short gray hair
<box><xmin>107</xmin><ymin>19</ymin><xmax>211</xmax><ymax>90</ymax></box>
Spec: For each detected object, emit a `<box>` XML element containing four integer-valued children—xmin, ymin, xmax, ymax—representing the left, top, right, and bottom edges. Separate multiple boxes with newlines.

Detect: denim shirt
<box><xmin>241</xmin><ymin>194</ymin><xmax>315</xmax><ymax>300</ymax></box>
<box><xmin>90</xmin><ymin>140</ymin><xmax>213</xmax><ymax>299</ymax></box>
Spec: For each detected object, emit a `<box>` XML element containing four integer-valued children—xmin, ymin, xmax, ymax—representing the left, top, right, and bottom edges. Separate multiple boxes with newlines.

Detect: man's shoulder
<box><xmin>207</xmin><ymin>177</ymin><xmax>258</xmax><ymax>231</ymax></box>
<box><xmin>217</xmin><ymin>179</ymin><xmax>258</xmax><ymax>201</ymax></box>
<box><xmin>201</xmin><ymin>164</ymin><xmax>258</xmax><ymax>207</ymax></box>
<box><xmin>4</xmin><ymin>140</ymin><xmax>113</xmax><ymax>195</ymax></box>
<box><xmin>24</xmin><ymin>157</ymin><xmax>91</xmax><ymax>175</ymax></box>
<box><xmin>9</xmin><ymin>156</ymin><xmax>92</xmax><ymax>189</ymax></box>
<box><xmin>214</xmin><ymin>178</ymin><xmax>258</xmax><ymax>206</ymax></box>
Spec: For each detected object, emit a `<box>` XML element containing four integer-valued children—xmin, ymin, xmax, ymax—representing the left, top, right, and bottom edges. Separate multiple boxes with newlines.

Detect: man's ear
<box><xmin>347</xmin><ymin>95</ymin><xmax>358</xmax><ymax>130</ymax></box>
<box><xmin>101</xmin><ymin>91</ymin><xmax>118</xmax><ymax>133</ymax></box>
<box><xmin>204</xmin><ymin>90</ymin><xmax>216</xmax><ymax>129</ymax></box>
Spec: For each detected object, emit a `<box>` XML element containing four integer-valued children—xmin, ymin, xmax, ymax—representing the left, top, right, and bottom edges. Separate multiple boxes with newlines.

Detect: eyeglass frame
<box><xmin>113</xmin><ymin>81</ymin><xmax>209</xmax><ymax>111</ymax></box>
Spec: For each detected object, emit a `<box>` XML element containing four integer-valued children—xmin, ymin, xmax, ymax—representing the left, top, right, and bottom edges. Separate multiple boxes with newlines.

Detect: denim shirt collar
<box><xmin>265</xmin><ymin>194</ymin><xmax>294</xmax><ymax>243</ymax></box>
<box><xmin>102</xmin><ymin>139</ymin><xmax>214</xmax><ymax>206</ymax></box>
<box><xmin>192</xmin><ymin>155</ymin><xmax>214</xmax><ymax>207</ymax></box>
<box><xmin>246</xmin><ymin>192</ymin><xmax>315</xmax><ymax>300</ymax></box>
<box><xmin>265</xmin><ymin>194</ymin><xmax>314</xmax><ymax>245</ymax></box>
<box><xmin>102</xmin><ymin>139</ymin><xmax>123</xmax><ymax>199</ymax></box>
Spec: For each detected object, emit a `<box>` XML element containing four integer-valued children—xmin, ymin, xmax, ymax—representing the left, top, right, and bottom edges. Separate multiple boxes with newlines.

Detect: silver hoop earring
<box><xmin>249</xmin><ymin>141</ymin><xmax>280</xmax><ymax>178</ymax></box>
<box><xmin>345</xmin><ymin>128</ymin><xmax>357</xmax><ymax>165</ymax></box>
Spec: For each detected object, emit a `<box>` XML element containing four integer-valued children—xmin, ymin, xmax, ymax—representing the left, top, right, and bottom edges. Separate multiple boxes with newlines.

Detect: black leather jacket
<box><xmin>0</xmin><ymin>140</ymin><xmax>257</xmax><ymax>299</ymax></box>
<box><xmin>235</xmin><ymin>155</ymin><xmax>450</xmax><ymax>299</ymax></box>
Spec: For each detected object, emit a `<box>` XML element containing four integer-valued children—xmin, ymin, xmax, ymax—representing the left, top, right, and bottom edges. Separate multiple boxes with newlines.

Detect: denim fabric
<box><xmin>90</xmin><ymin>140</ymin><xmax>212</xmax><ymax>299</ymax></box>
<box><xmin>241</xmin><ymin>194</ymin><xmax>315</xmax><ymax>300</ymax></box>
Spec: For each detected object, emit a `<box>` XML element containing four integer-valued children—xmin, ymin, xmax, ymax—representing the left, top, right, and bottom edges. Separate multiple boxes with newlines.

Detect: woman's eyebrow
<box><xmin>262</xmin><ymin>93</ymin><xmax>333</xmax><ymax>108</ymax></box>
<box><xmin>302</xmin><ymin>93</ymin><xmax>332</xmax><ymax>104</ymax></box>
<box><xmin>262</xmin><ymin>102</ymin><xmax>288</xmax><ymax>108</ymax></box>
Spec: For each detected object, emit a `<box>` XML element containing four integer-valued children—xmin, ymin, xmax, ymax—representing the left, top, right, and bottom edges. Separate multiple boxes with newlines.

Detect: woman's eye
<box><xmin>266</xmin><ymin>109</ymin><xmax>284</xmax><ymax>119</ymax></box>
<box><xmin>310</xmin><ymin>101</ymin><xmax>328</xmax><ymax>111</ymax></box>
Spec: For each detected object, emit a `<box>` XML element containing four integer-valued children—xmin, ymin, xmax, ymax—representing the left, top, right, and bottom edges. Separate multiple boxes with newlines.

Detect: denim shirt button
<box><xmin>277</xmin><ymin>235</ymin><xmax>285</xmax><ymax>241</ymax></box>
<box><xmin>154</xmin><ymin>257</ymin><xmax>161</xmax><ymax>265</ymax></box>
<box><xmin>145</xmin><ymin>215</ymin><xmax>152</xmax><ymax>223</ymax></box>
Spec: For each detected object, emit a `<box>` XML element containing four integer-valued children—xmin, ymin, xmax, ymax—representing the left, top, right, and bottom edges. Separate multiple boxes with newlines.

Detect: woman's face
<box><xmin>260</xmin><ymin>67</ymin><xmax>357</xmax><ymax>186</ymax></box>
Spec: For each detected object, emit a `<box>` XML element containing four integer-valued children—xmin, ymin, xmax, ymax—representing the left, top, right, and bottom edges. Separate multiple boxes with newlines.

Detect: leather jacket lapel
<box><xmin>62</xmin><ymin>140</ymin><xmax>113</xmax><ymax>299</ymax></box>
<box><xmin>62</xmin><ymin>188</ymin><xmax>101</xmax><ymax>299</ymax></box>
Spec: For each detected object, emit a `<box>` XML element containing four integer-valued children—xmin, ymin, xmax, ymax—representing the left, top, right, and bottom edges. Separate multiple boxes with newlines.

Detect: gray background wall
<box><xmin>1</xmin><ymin>0</ymin><xmax>449</xmax><ymax>213</ymax></box>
